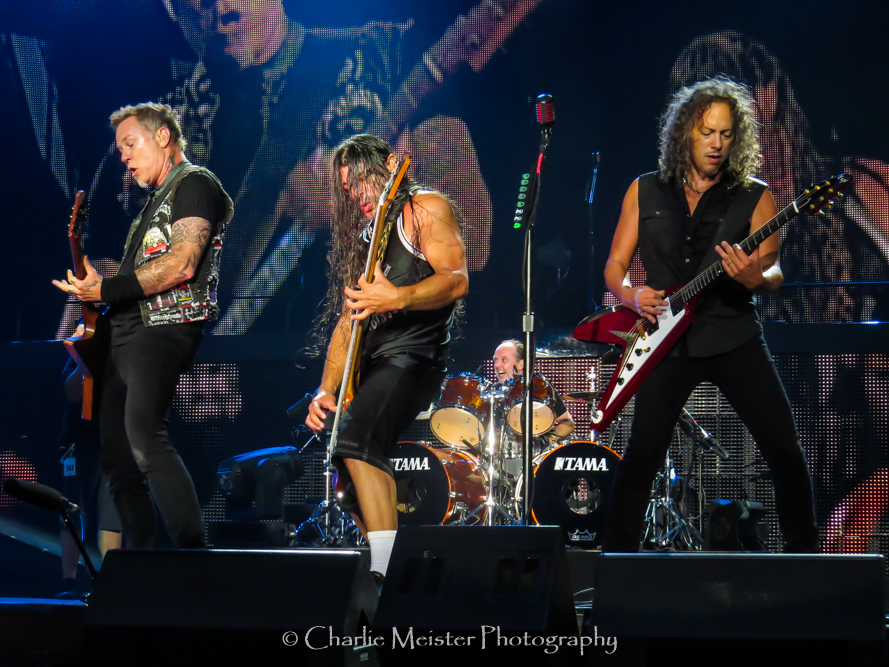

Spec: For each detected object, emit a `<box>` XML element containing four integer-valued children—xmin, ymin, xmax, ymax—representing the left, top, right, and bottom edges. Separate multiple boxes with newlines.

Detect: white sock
<box><xmin>367</xmin><ymin>530</ymin><xmax>397</xmax><ymax>577</ymax></box>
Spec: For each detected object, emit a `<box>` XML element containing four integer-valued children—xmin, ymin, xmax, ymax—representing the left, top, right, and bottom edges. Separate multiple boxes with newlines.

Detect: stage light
<box><xmin>217</xmin><ymin>447</ymin><xmax>304</xmax><ymax>520</ymax></box>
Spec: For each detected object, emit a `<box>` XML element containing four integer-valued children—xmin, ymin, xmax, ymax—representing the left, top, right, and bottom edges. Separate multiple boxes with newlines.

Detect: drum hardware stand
<box><xmin>642</xmin><ymin>446</ymin><xmax>703</xmax><ymax>551</ymax></box>
<box><xmin>460</xmin><ymin>386</ymin><xmax>521</xmax><ymax>526</ymax></box>
<box><xmin>606</xmin><ymin>416</ymin><xmax>621</xmax><ymax>449</ymax></box>
<box><xmin>678</xmin><ymin>408</ymin><xmax>731</xmax><ymax>531</ymax></box>
<box><xmin>294</xmin><ymin>428</ymin><xmax>365</xmax><ymax>548</ymax></box>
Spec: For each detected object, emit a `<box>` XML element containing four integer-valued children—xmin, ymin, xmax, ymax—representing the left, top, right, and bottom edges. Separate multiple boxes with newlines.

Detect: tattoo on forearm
<box><xmin>135</xmin><ymin>216</ymin><xmax>212</xmax><ymax>295</ymax></box>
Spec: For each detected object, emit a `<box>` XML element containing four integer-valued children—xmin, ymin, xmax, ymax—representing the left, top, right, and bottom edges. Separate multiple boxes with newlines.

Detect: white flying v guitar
<box><xmin>573</xmin><ymin>173</ymin><xmax>852</xmax><ymax>433</ymax></box>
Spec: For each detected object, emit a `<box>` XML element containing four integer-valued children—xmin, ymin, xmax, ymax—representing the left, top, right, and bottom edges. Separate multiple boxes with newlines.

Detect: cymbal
<box><xmin>564</xmin><ymin>391</ymin><xmax>602</xmax><ymax>403</ymax></box>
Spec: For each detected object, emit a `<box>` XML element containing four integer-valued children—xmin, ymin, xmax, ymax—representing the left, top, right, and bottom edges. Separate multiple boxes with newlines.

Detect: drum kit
<box><xmin>295</xmin><ymin>370</ymin><xmax>717</xmax><ymax>552</ymax></box>
<box><xmin>392</xmin><ymin>371</ymin><xmax>620</xmax><ymax>549</ymax></box>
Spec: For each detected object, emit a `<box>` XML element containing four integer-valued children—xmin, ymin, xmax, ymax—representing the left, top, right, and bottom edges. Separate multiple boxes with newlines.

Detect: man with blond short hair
<box><xmin>54</xmin><ymin>102</ymin><xmax>233</xmax><ymax>548</ymax></box>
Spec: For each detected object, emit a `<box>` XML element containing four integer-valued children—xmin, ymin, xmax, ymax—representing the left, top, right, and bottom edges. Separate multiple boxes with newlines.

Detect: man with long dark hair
<box><xmin>306</xmin><ymin>134</ymin><xmax>468</xmax><ymax>585</ymax></box>
<box><xmin>601</xmin><ymin>77</ymin><xmax>818</xmax><ymax>552</ymax></box>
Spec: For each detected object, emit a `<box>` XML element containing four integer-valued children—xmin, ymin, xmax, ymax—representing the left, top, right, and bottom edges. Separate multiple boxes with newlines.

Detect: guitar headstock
<box><xmin>366</xmin><ymin>153</ymin><xmax>412</xmax><ymax>282</ymax></box>
<box><xmin>799</xmin><ymin>173</ymin><xmax>851</xmax><ymax>216</ymax></box>
<box><xmin>67</xmin><ymin>190</ymin><xmax>89</xmax><ymax>239</ymax></box>
<box><xmin>377</xmin><ymin>154</ymin><xmax>412</xmax><ymax>211</ymax></box>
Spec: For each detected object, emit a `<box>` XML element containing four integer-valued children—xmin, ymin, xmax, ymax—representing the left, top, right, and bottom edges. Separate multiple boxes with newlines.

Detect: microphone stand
<box><xmin>586</xmin><ymin>152</ymin><xmax>600</xmax><ymax>312</ymax></box>
<box><xmin>60</xmin><ymin>508</ymin><xmax>98</xmax><ymax>582</ymax></box>
<box><xmin>3</xmin><ymin>477</ymin><xmax>99</xmax><ymax>583</ymax></box>
<box><xmin>520</xmin><ymin>101</ymin><xmax>554</xmax><ymax>524</ymax></box>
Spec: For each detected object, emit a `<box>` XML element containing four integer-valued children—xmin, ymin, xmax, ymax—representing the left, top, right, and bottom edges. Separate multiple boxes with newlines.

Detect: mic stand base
<box><xmin>59</xmin><ymin>509</ymin><xmax>98</xmax><ymax>583</ymax></box>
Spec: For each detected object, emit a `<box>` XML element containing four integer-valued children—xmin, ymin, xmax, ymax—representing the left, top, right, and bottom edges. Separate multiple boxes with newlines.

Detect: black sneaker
<box><xmin>55</xmin><ymin>578</ymin><xmax>84</xmax><ymax>601</ymax></box>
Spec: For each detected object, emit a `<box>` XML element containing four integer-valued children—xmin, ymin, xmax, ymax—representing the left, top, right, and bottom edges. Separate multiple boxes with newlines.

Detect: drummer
<box><xmin>492</xmin><ymin>340</ymin><xmax>575</xmax><ymax>439</ymax></box>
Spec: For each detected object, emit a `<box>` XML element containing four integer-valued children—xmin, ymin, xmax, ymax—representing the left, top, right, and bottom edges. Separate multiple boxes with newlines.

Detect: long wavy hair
<box><xmin>668</xmin><ymin>33</ymin><xmax>856</xmax><ymax>323</ymax></box>
<box><xmin>658</xmin><ymin>76</ymin><xmax>761</xmax><ymax>186</ymax></box>
<box><xmin>306</xmin><ymin>133</ymin><xmax>472</xmax><ymax>356</ymax></box>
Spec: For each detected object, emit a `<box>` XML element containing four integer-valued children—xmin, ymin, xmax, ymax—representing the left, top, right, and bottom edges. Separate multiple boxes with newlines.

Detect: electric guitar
<box><xmin>573</xmin><ymin>173</ymin><xmax>852</xmax><ymax>433</ymax></box>
<box><xmin>327</xmin><ymin>155</ymin><xmax>412</xmax><ymax>449</ymax></box>
<box><xmin>63</xmin><ymin>191</ymin><xmax>110</xmax><ymax>421</ymax></box>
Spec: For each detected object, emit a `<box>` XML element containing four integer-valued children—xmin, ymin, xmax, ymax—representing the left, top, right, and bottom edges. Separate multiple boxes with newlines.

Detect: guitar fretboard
<box><xmin>669</xmin><ymin>187</ymin><xmax>822</xmax><ymax>312</ymax></box>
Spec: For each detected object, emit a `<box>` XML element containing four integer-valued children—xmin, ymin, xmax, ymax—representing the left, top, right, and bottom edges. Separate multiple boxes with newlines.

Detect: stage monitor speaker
<box><xmin>373</xmin><ymin>525</ymin><xmax>578</xmax><ymax>663</ymax></box>
<box><xmin>589</xmin><ymin>553</ymin><xmax>886</xmax><ymax>666</ymax></box>
<box><xmin>83</xmin><ymin>549</ymin><xmax>378</xmax><ymax>666</ymax></box>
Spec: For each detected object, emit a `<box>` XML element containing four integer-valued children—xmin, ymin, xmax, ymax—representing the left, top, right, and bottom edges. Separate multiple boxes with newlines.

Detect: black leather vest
<box><xmin>637</xmin><ymin>172</ymin><xmax>767</xmax><ymax>357</ymax></box>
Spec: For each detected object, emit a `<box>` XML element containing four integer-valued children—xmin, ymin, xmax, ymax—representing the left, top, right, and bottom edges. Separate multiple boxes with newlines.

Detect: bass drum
<box><xmin>430</xmin><ymin>373</ymin><xmax>491</xmax><ymax>449</ymax></box>
<box><xmin>515</xmin><ymin>441</ymin><xmax>620</xmax><ymax>549</ymax></box>
<box><xmin>390</xmin><ymin>441</ymin><xmax>486</xmax><ymax>526</ymax></box>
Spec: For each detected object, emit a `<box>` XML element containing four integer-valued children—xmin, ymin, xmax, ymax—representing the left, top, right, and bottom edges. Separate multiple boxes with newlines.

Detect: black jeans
<box><xmin>99</xmin><ymin>326</ymin><xmax>206</xmax><ymax>549</ymax></box>
<box><xmin>603</xmin><ymin>336</ymin><xmax>819</xmax><ymax>552</ymax></box>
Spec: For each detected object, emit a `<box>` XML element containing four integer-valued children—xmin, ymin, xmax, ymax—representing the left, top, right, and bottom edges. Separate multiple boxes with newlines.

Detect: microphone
<box><xmin>535</xmin><ymin>94</ymin><xmax>555</xmax><ymax>126</ymax></box>
<box><xmin>678</xmin><ymin>409</ymin><xmax>729</xmax><ymax>460</ymax></box>
<box><xmin>3</xmin><ymin>478</ymin><xmax>80</xmax><ymax>513</ymax></box>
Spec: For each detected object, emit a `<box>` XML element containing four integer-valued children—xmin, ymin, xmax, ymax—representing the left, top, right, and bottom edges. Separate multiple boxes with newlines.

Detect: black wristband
<box><xmin>100</xmin><ymin>272</ymin><xmax>145</xmax><ymax>304</ymax></box>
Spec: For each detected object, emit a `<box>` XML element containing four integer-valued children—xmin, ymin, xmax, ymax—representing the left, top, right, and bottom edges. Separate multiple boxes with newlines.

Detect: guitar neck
<box><xmin>69</xmin><ymin>234</ymin><xmax>87</xmax><ymax>280</ymax></box>
<box><xmin>369</xmin><ymin>0</ymin><xmax>544</xmax><ymax>141</ymax></box>
<box><xmin>67</xmin><ymin>190</ymin><xmax>89</xmax><ymax>280</ymax></box>
<box><xmin>671</xmin><ymin>200</ymin><xmax>799</xmax><ymax>308</ymax></box>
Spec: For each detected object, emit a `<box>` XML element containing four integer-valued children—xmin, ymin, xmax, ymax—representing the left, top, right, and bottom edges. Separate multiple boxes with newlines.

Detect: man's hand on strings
<box><xmin>343</xmin><ymin>273</ymin><xmax>403</xmax><ymax>321</ymax></box>
<box><xmin>716</xmin><ymin>242</ymin><xmax>764</xmax><ymax>291</ymax></box>
<box><xmin>306</xmin><ymin>388</ymin><xmax>337</xmax><ymax>432</ymax></box>
<box><xmin>52</xmin><ymin>256</ymin><xmax>103</xmax><ymax>302</ymax></box>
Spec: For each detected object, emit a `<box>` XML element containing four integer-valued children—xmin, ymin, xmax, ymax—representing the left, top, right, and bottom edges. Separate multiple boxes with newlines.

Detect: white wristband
<box><xmin>632</xmin><ymin>287</ymin><xmax>644</xmax><ymax>313</ymax></box>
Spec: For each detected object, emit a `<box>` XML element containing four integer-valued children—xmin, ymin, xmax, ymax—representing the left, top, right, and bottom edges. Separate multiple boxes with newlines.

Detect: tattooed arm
<box><xmin>53</xmin><ymin>216</ymin><xmax>212</xmax><ymax>301</ymax></box>
<box><xmin>135</xmin><ymin>216</ymin><xmax>212</xmax><ymax>294</ymax></box>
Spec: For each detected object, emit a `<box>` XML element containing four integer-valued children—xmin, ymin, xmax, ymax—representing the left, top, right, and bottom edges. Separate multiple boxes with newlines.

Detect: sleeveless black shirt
<box><xmin>361</xmin><ymin>193</ymin><xmax>455</xmax><ymax>364</ymax></box>
<box><xmin>637</xmin><ymin>172</ymin><xmax>767</xmax><ymax>357</ymax></box>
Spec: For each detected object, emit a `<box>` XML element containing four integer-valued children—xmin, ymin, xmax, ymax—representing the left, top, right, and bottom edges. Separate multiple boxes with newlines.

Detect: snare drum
<box><xmin>506</xmin><ymin>375</ymin><xmax>557</xmax><ymax>436</ymax></box>
<box><xmin>430</xmin><ymin>373</ymin><xmax>491</xmax><ymax>448</ymax></box>
<box><xmin>390</xmin><ymin>441</ymin><xmax>486</xmax><ymax>526</ymax></box>
<box><xmin>515</xmin><ymin>441</ymin><xmax>620</xmax><ymax>548</ymax></box>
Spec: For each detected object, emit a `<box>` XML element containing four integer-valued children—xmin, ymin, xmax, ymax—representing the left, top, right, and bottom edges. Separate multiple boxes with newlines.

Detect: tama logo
<box><xmin>554</xmin><ymin>457</ymin><xmax>609</xmax><ymax>471</ymax></box>
<box><xmin>392</xmin><ymin>457</ymin><xmax>431</xmax><ymax>471</ymax></box>
<box><xmin>568</xmin><ymin>529</ymin><xmax>597</xmax><ymax>542</ymax></box>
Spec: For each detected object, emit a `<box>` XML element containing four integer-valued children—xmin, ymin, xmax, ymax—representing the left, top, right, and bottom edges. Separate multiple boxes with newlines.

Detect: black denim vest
<box><xmin>121</xmin><ymin>162</ymin><xmax>234</xmax><ymax>326</ymax></box>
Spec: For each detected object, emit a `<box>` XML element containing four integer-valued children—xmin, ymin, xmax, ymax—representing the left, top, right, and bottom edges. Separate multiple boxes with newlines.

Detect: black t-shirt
<box><xmin>110</xmin><ymin>172</ymin><xmax>224</xmax><ymax>343</ymax></box>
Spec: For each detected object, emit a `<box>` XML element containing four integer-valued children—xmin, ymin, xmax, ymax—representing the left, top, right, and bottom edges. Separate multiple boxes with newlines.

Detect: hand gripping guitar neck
<box><xmin>573</xmin><ymin>173</ymin><xmax>851</xmax><ymax>433</ymax></box>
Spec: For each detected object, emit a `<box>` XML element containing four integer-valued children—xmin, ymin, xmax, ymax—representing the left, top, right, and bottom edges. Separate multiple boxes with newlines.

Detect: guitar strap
<box><xmin>693</xmin><ymin>178</ymin><xmax>767</xmax><ymax>275</ymax></box>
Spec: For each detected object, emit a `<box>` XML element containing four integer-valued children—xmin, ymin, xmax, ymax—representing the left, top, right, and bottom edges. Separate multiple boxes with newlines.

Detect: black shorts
<box><xmin>333</xmin><ymin>355</ymin><xmax>445</xmax><ymax>510</ymax></box>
